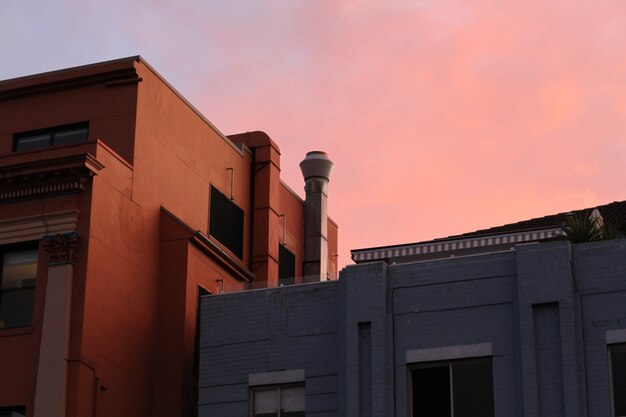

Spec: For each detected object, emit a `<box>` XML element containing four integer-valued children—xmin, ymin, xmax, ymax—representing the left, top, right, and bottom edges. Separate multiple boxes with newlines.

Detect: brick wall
<box><xmin>199</xmin><ymin>239</ymin><xmax>626</xmax><ymax>417</ymax></box>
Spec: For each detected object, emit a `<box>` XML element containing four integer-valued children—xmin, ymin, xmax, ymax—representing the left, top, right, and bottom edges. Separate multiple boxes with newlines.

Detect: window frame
<box><xmin>609</xmin><ymin>343</ymin><xmax>626</xmax><ymax>417</ymax></box>
<box><xmin>408</xmin><ymin>356</ymin><xmax>494</xmax><ymax>417</ymax></box>
<box><xmin>0</xmin><ymin>241</ymin><xmax>39</xmax><ymax>330</ymax></box>
<box><xmin>249</xmin><ymin>382</ymin><xmax>305</xmax><ymax>417</ymax></box>
<box><xmin>13</xmin><ymin>122</ymin><xmax>89</xmax><ymax>152</ymax></box>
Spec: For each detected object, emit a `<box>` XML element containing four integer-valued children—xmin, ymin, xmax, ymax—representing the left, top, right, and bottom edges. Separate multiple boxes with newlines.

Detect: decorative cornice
<box><xmin>0</xmin><ymin>153</ymin><xmax>104</xmax><ymax>178</ymax></box>
<box><xmin>0</xmin><ymin>153</ymin><xmax>103</xmax><ymax>203</ymax></box>
<box><xmin>0</xmin><ymin>67</ymin><xmax>141</xmax><ymax>101</ymax></box>
<box><xmin>0</xmin><ymin>178</ymin><xmax>87</xmax><ymax>201</ymax></box>
<box><xmin>351</xmin><ymin>227</ymin><xmax>564</xmax><ymax>263</ymax></box>
<box><xmin>43</xmin><ymin>232</ymin><xmax>79</xmax><ymax>265</ymax></box>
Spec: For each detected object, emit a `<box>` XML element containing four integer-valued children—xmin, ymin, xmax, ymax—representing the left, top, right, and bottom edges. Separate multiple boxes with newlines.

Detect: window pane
<box><xmin>612</xmin><ymin>346</ymin><xmax>626</xmax><ymax>416</ymax></box>
<box><xmin>53</xmin><ymin>125</ymin><xmax>88</xmax><ymax>145</ymax></box>
<box><xmin>13</xmin><ymin>122</ymin><xmax>88</xmax><ymax>152</ymax></box>
<box><xmin>281</xmin><ymin>386</ymin><xmax>305</xmax><ymax>417</ymax></box>
<box><xmin>279</xmin><ymin>244</ymin><xmax>296</xmax><ymax>285</ymax></box>
<box><xmin>14</xmin><ymin>133</ymin><xmax>51</xmax><ymax>151</ymax></box>
<box><xmin>452</xmin><ymin>360</ymin><xmax>495</xmax><ymax>417</ymax></box>
<box><xmin>2</xmin><ymin>249</ymin><xmax>38</xmax><ymax>289</ymax></box>
<box><xmin>209</xmin><ymin>186</ymin><xmax>244</xmax><ymax>258</ymax></box>
<box><xmin>412</xmin><ymin>365</ymin><xmax>451</xmax><ymax>417</ymax></box>
<box><xmin>1</xmin><ymin>248</ymin><xmax>37</xmax><ymax>329</ymax></box>
<box><xmin>0</xmin><ymin>406</ymin><xmax>26</xmax><ymax>417</ymax></box>
<box><xmin>0</xmin><ymin>288</ymin><xmax>35</xmax><ymax>328</ymax></box>
<box><xmin>253</xmin><ymin>389</ymin><xmax>278</xmax><ymax>417</ymax></box>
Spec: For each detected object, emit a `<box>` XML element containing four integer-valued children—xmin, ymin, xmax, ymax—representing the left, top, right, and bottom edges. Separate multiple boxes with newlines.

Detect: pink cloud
<box><xmin>197</xmin><ymin>0</ymin><xmax>626</xmax><ymax>268</ymax></box>
<box><xmin>15</xmin><ymin>0</ymin><xmax>623</xmax><ymax>269</ymax></box>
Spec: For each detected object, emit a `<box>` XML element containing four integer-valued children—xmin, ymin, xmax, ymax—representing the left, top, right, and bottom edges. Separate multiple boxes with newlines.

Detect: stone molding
<box><xmin>248</xmin><ymin>369</ymin><xmax>305</xmax><ymax>386</ymax></box>
<box><xmin>43</xmin><ymin>232</ymin><xmax>79</xmax><ymax>265</ymax></box>
<box><xmin>606</xmin><ymin>328</ymin><xmax>626</xmax><ymax>344</ymax></box>
<box><xmin>0</xmin><ymin>210</ymin><xmax>79</xmax><ymax>246</ymax></box>
<box><xmin>406</xmin><ymin>342</ymin><xmax>493</xmax><ymax>364</ymax></box>
<box><xmin>0</xmin><ymin>153</ymin><xmax>103</xmax><ymax>203</ymax></box>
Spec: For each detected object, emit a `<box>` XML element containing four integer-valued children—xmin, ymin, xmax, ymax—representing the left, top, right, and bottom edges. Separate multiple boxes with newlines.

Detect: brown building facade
<box><xmin>0</xmin><ymin>56</ymin><xmax>338</xmax><ymax>417</ymax></box>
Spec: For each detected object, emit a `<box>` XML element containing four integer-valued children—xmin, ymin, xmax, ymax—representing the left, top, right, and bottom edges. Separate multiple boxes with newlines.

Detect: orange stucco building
<box><xmin>0</xmin><ymin>56</ymin><xmax>338</xmax><ymax>417</ymax></box>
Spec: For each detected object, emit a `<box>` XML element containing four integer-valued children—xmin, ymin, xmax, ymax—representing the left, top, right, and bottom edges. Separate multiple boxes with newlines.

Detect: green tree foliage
<box><xmin>561</xmin><ymin>212</ymin><xmax>624</xmax><ymax>243</ymax></box>
<box><xmin>600</xmin><ymin>221</ymin><xmax>625</xmax><ymax>240</ymax></box>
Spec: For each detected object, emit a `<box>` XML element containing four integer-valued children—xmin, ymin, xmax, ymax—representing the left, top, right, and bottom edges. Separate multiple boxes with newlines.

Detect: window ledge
<box><xmin>249</xmin><ymin>369</ymin><xmax>305</xmax><ymax>386</ymax></box>
<box><xmin>406</xmin><ymin>342</ymin><xmax>493</xmax><ymax>363</ymax></box>
<box><xmin>607</xmin><ymin>328</ymin><xmax>626</xmax><ymax>344</ymax></box>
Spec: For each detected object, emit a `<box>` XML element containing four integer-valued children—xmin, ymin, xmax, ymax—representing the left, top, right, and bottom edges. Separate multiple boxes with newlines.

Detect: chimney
<box><xmin>300</xmin><ymin>151</ymin><xmax>334</xmax><ymax>282</ymax></box>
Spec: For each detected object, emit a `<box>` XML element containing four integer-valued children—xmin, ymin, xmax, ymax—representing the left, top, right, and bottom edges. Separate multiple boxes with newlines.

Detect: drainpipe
<box><xmin>300</xmin><ymin>151</ymin><xmax>334</xmax><ymax>282</ymax></box>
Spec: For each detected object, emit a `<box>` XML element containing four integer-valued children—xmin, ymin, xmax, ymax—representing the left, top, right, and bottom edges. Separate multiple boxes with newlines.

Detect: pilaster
<box><xmin>33</xmin><ymin>232</ymin><xmax>78</xmax><ymax>417</ymax></box>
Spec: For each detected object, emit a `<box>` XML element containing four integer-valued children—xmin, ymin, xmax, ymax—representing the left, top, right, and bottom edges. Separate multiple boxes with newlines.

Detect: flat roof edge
<box><xmin>135</xmin><ymin>58</ymin><xmax>246</xmax><ymax>156</ymax></box>
<box><xmin>0</xmin><ymin>55</ymin><xmax>141</xmax><ymax>91</ymax></box>
<box><xmin>0</xmin><ymin>55</ymin><xmax>246</xmax><ymax>157</ymax></box>
<box><xmin>351</xmin><ymin>225</ymin><xmax>563</xmax><ymax>254</ymax></box>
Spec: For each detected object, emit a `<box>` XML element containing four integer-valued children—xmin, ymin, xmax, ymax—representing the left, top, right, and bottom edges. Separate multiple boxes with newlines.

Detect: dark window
<box><xmin>0</xmin><ymin>244</ymin><xmax>38</xmax><ymax>329</ymax></box>
<box><xmin>14</xmin><ymin>122</ymin><xmax>88</xmax><ymax>152</ymax></box>
<box><xmin>411</xmin><ymin>358</ymin><xmax>494</xmax><ymax>417</ymax></box>
<box><xmin>251</xmin><ymin>384</ymin><xmax>305</xmax><ymax>417</ymax></box>
<box><xmin>278</xmin><ymin>244</ymin><xmax>296</xmax><ymax>285</ymax></box>
<box><xmin>0</xmin><ymin>406</ymin><xmax>26</xmax><ymax>417</ymax></box>
<box><xmin>209</xmin><ymin>186</ymin><xmax>244</xmax><ymax>258</ymax></box>
<box><xmin>611</xmin><ymin>344</ymin><xmax>626</xmax><ymax>417</ymax></box>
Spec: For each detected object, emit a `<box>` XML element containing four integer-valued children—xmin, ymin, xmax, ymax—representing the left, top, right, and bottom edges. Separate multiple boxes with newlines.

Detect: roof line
<box><xmin>351</xmin><ymin>199</ymin><xmax>626</xmax><ymax>255</ymax></box>
<box><xmin>134</xmin><ymin>57</ymin><xmax>246</xmax><ymax>156</ymax></box>
<box><xmin>0</xmin><ymin>55</ymin><xmax>141</xmax><ymax>86</ymax></box>
<box><xmin>0</xmin><ymin>55</ymin><xmax>246</xmax><ymax>157</ymax></box>
<box><xmin>351</xmin><ymin>226</ymin><xmax>562</xmax><ymax>254</ymax></box>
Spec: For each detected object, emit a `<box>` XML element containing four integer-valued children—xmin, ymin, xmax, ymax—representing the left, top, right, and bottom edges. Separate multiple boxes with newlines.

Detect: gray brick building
<box><xmin>199</xmin><ymin>238</ymin><xmax>626</xmax><ymax>417</ymax></box>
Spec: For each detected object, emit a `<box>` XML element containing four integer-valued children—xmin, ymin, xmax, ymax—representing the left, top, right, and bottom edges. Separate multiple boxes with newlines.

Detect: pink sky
<box><xmin>2</xmin><ymin>0</ymin><xmax>626</xmax><ymax>268</ymax></box>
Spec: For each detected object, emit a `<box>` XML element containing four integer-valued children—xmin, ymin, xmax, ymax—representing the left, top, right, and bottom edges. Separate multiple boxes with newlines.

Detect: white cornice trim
<box><xmin>352</xmin><ymin>228</ymin><xmax>564</xmax><ymax>262</ymax></box>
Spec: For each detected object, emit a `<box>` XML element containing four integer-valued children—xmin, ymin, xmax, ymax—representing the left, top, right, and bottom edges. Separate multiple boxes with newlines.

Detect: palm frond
<box><xmin>561</xmin><ymin>212</ymin><xmax>602</xmax><ymax>243</ymax></box>
<box><xmin>600</xmin><ymin>222</ymin><xmax>624</xmax><ymax>240</ymax></box>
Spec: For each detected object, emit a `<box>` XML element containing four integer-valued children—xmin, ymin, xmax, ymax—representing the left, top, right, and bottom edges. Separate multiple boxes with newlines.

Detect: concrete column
<box><xmin>342</xmin><ymin>262</ymin><xmax>390</xmax><ymax>417</ymax></box>
<box><xmin>34</xmin><ymin>232</ymin><xmax>78</xmax><ymax>417</ymax></box>
<box><xmin>300</xmin><ymin>151</ymin><xmax>333</xmax><ymax>282</ymax></box>
<box><xmin>516</xmin><ymin>241</ymin><xmax>586</xmax><ymax>417</ymax></box>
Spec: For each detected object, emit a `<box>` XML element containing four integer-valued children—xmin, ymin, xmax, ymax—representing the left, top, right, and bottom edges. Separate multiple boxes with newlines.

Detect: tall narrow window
<box><xmin>0</xmin><ymin>244</ymin><xmax>38</xmax><ymax>329</ymax></box>
<box><xmin>278</xmin><ymin>244</ymin><xmax>296</xmax><ymax>286</ymax></box>
<box><xmin>411</xmin><ymin>358</ymin><xmax>494</xmax><ymax>417</ymax></box>
<box><xmin>611</xmin><ymin>344</ymin><xmax>626</xmax><ymax>417</ymax></box>
<box><xmin>13</xmin><ymin>122</ymin><xmax>88</xmax><ymax>152</ymax></box>
<box><xmin>251</xmin><ymin>384</ymin><xmax>305</xmax><ymax>417</ymax></box>
<box><xmin>209</xmin><ymin>186</ymin><xmax>244</xmax><ymax>259</ymax></box>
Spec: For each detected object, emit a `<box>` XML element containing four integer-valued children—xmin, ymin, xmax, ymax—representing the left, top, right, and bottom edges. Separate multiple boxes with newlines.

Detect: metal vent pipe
<box><xmin>300</xmin><ymin>151</ymin><xmax>334</xmax><ymax>282</ymax></box>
